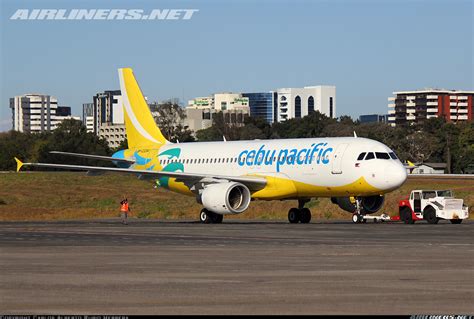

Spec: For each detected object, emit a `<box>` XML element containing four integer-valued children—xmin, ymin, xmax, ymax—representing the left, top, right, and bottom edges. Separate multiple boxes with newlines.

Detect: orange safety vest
<box><xmin>120</xmin><ymin>202</ymin><xmax>129</xmax><ymax>212</ymax></box>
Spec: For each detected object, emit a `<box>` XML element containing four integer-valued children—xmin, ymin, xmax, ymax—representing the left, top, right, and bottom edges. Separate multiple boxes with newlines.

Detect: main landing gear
<box><xmin>352</xmin><ymin>198</ymin><xmax>366</xmax><ymax>223</ymax></box>
<box><xmin>288</xmin><ymin>199</ymin><xmax>312</xmax><ymax>224</ymax></box>
<box><xmin>199</xmin><ymin>208</ymin><xmax>223</xmax><ymax>224</ymax></box>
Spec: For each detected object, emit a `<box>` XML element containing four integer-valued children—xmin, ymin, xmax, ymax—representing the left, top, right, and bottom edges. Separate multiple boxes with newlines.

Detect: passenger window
<box><xmin>357</xmin><ymin>152</ymin><xmax>366</xmax><ymax>161</ymax></box>
<box><xmin>365</xmin><ymin>152</ymin><xmax>375</xmax><ymax>160</ymax></box>
<box><xmin>376</xmin><ymin>152</ymin><xmax>390</xmax><ymax>160</ymax></box>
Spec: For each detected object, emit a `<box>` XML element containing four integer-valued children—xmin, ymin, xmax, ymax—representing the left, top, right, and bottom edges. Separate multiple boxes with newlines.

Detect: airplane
<box><xmin>14</xmin><ymin>68</ymin><xmax>472</xmax><ymax>224</ymax></box>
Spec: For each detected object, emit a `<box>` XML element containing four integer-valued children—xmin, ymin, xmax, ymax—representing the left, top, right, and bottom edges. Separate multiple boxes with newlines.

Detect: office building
<box><xmin>10</xmin><ymin>94</ymin><xmax>57</xmax><ymax>133</ymax></box>
<box><xmin>82</xmin><ymin>103</ymin><xmax>94</xmax><ymax>133</ymax></box>
<box><xmin>275</xmin><ymin>86</ymin><xmax>336</xmax><ymax>122</ymax></box>
<box><xmin>359</xmin><ymin>114</ymin><xmax>388</xmax><ymax>124</ymax></box>
<box><xmin>98</xmin><ymin>123</ymin><xmax>126</xmax><ymax>148</ymax></box>
<box><xmin>55</xmin><ymin>106</ymin><xmax>80</xmax><ymax>123</ymax></box>
<box><xmin>185</xmin><ymin>107</ymin><xmax>249</xmax><ymax>133</ymax></box>
<box><xmin>188</xmin><ymin>93</ymin><xmax>250</xmax><ymax>111</ymax></box>
<box><xmin>188</xmin><ymin>85</ymin><xmax>336</xmax><ymax>125</ymax></box>
<box><xmin>90</xmin><ymin>90</ymin><xmax>126</xmax><ymax>146</ymax></box>
<box><xmin>92</xmin><ymin>90</ymin><xmax>123</xmax><ymax>133</ymax></box>
<box><xmin>388</xmin><ymin>89</ymin><xmax>474</xmax><ymax>126</ymax></box>
<box><xmin>242</xmin><ymin>92</ymin><xmax>278</xmax><ymax>123</ymax></box>
<box><xmin>10</xmin><ymin>95</ymin><xmax>80</xmax><ymax>133</ymax></box>
<box><xmin>186</xmin><ymin>93</ymin><xmax>250</xmax><ymax>132</ymax></box>
<box><xmin>187</xmin><ymin>96</ymin><xmax>214</xmax><ymax>109</ymax></box>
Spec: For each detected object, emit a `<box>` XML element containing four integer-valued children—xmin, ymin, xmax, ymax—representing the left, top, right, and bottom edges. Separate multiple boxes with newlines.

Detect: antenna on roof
<box><xmin>223</xmin><ymin>136</ymin><xmax>227</xmax><ymax>142</ymax></box>
<box><xmin>353</xmin><ymin>131</ymin><xmax>358</xmax><ymax>138</ymax></box>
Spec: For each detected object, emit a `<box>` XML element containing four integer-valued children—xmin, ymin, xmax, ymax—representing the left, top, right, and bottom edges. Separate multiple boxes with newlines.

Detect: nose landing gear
<box><xmin>351</xmin><ymin>198</ymin><xmax>366</xmax><ymax>223</ymax></box>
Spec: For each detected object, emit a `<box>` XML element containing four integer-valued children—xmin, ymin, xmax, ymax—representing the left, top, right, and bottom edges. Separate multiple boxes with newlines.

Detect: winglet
<box><xmin>14</xmin><ymin>157</ymin><xmax>24</xmax><ymax>172</ymax></box>
<box><xmin>407</xmin><ymin>160</ymin><xmax>415</xmax><ymax>167</ymax></box>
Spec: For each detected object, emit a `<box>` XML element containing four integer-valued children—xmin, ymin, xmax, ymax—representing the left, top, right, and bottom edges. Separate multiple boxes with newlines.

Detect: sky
<box><xmin>0</xmin><ymin>0</ymin><xmax>473</xmax><ymax>132</ymax></box>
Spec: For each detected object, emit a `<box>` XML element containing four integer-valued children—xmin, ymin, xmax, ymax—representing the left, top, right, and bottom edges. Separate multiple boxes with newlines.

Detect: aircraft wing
<box><xmin>14</xmin><ymin>158</ymin><xmax>267</xmax><ymax>190</ymax></box>
<box><xmin>49</xmin><ymin>151</ymin><xmax>135</xmax><ymax>164</ymax></box>
<box><xmin>408</xmin><ymin>173</ymin><xmax>474</xmax><ymax>180</ymax></box>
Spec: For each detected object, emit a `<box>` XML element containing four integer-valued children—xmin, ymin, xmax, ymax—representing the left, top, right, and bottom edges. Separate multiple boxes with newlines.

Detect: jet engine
<box><xmin>200</xmin><ymin>182</ymin><xmax>251</xmax><ymax>214</ymax></box>
<box><xmin>331</xmin><ymin>195</ymin><xmax>385</xmax><ymax>214</ymax></box>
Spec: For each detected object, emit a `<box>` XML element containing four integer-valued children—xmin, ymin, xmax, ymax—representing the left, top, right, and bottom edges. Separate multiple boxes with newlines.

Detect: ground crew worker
<box><xmin>120</xmin><ymin>198</ymin><xmax>130</xmax><ymax>225</ymax></box>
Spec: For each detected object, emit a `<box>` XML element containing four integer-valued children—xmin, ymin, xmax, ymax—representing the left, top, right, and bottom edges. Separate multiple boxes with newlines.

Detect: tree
<box><xmin>153</xmin><ymin>102</ymin><xmax>195</xmax><ymax>143</ymax></box>
<box><xmin>195</xmin><ymin>112</ymin><xmax>242</xmax><ymax>141</ymax></box>
<box><xmin>453</xmin><ymin>122</ymin><xmax>474</xmax><ymax>173</ymax></box>
<box><xmin>0</xmin><ymin>119</ymin><xmax>111</xmax><ymax>170</ymax></box>
<box><xmin>0</xmin><ymin>131</ymin><xmax>42</xmax><ymax>170</ymax></box>
<box><xmin>37</xmin><ymin>119</ymin><xmax>111</xmax><ymax>166</ymax></box>
<box><xmin>404</xmin><ymin>131</ymin><xmax>440</xmax><ymax>163</ymax></box>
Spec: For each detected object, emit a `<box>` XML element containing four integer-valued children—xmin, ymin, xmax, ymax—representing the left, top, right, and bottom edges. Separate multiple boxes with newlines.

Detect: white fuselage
<box><xmin>129</xmin><ymin>137</ymin><xmax>407</xmax><ymax>199</ymax></box>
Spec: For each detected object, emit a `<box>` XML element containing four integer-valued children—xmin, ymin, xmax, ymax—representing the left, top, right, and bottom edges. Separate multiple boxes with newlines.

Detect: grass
<box><xmin>0</xmin><ymin>171</ymin><xmax>473</xmax><ymax>221</ymax></box>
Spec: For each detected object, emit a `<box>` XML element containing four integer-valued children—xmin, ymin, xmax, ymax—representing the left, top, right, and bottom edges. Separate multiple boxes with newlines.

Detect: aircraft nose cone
<box><xmin>385</xmin><ymin>163</ymin><xmax>407</xmax><ymax>190</ymax></box>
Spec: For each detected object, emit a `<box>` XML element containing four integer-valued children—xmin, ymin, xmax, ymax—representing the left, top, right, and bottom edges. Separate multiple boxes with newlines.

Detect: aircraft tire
<box><xmin>210</xmin><ymin>213</ymin><xmax>224</xmax><ymax>224</ymax></box>
<box><xmin>200</xmin><ymin>208</ymin><xmax>212</xmax><ymax>224</ymax></box>
<box><xmin>450</xmin><ymin>219</ymin><xmax>462</xmax><ymax>224</ymax></box>
<box><xmin>352</xmin><ymin>214</ymin><xmax>360</xmax><ymax>223</ymax></box>
<box><xmin>288</xmin><ymin>208</ymin><xmax>300</xmax><ymax>223</ymax></box>
<box><xmin>299</xmin><ymin>208</ymin><xmax>311</xmax><ymax>224</ymax></box>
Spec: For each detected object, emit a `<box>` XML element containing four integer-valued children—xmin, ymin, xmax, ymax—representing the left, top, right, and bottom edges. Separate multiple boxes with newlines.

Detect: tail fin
<box><xmin>118</xmin><ymin>68</ymin><xmax>169</xmax><ymax>149</ymax></box>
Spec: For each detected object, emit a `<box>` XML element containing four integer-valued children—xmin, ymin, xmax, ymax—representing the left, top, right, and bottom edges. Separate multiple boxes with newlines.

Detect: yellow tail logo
<box><xmin>118</xmin><ymin>68</ymin><xmax>169</xmax><ymax>149</ymax></box>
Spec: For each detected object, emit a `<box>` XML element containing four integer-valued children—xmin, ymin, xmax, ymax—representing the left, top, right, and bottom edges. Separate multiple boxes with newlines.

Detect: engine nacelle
<box><xmin>331</xmin><ymin>195</ymin><xmax>385</xmax><ymax>214</ymax></box>
<box><xmin>200</xmin><ymin>182</ymin><xmax>251</xmax><ymax>215</ymax></box>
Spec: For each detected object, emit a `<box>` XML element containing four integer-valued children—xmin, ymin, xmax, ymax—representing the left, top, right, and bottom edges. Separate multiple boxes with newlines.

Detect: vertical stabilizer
<box><xmin>118</xmin><ymin>68</ymin><xmax>169</xmax><ymax>149</ymax></box>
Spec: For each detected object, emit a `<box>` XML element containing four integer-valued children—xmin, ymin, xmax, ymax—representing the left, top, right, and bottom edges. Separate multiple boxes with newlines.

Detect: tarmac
<box><xmin>1</xmin><ymin>219</ymin><xmax>473</xmax><ymax>315</ymax></box>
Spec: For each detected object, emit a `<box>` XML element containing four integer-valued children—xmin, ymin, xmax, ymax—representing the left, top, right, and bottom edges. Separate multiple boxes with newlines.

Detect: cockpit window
<box><xmin>376</xmin><ymin>152</ymin><xmax>390</xmax><ymax>160</ymax></box>
<box><xmin>357</xmin><ymin>152</ymin><xmax>366</xmax><ymax>161</ymax></box>
<box><xmin>365</xmin><ymin>152</ymin><xmax>375</xmax><ymax>160</ymax></box>
<box><xmin>389</xmin><ymin>152</ymin><xmax>398</xmax><ymax>160</ymax></box>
